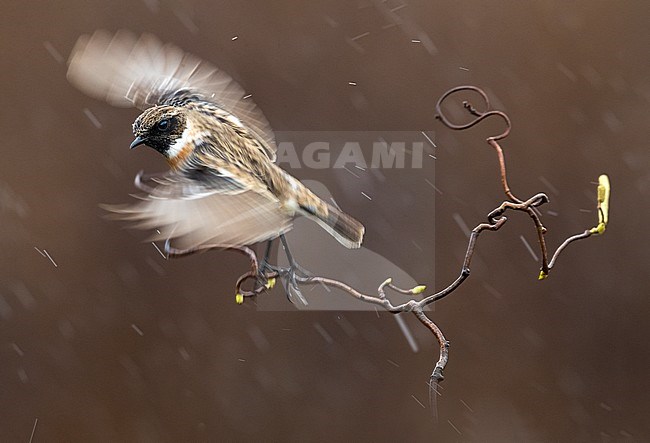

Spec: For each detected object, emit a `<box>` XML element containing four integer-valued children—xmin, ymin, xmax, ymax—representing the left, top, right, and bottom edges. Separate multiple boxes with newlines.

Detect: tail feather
<box><xmin>307</xmin><ymin>203</ymin><xmax>365</xmax><ymax>249</ymax></box>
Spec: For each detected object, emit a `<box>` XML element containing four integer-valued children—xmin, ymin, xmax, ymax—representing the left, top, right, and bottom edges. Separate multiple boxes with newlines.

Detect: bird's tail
<box><xmin>304</xmin><ymin>203</ymin><xmax>365</xmax><ymax>249</ymax></box>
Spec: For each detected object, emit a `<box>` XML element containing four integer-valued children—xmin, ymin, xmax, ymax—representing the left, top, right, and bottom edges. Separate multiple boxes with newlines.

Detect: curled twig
<box><xmin>435</xmin><ymin>85</ymin><xmax>511</xmax><ymax>140</ymax></box>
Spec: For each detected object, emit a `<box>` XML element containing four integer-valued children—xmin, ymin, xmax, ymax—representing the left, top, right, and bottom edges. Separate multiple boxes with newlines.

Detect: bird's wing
<box><xmin>103</xmin><ymin>169</ymin><xmax>292</xmax><ymax>250</ymax></box>
<box><xmin>66</xmin><ymin>29</ymin><xmax>277</xmax><ymax>160</ymax></box>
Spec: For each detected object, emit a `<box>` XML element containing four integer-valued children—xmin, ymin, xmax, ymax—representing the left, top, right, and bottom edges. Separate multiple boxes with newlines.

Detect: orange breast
<box><xmin>167</xmin><ymin>143</ymin><xmax>194</xmax><ymax>170</ymax></box>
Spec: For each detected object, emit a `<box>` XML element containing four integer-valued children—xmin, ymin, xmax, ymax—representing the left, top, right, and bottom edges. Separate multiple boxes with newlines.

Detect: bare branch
<box><xmin>166</xmin><ymin>86</ymin><xmax>610</xmax><ymax>384</ymax></box>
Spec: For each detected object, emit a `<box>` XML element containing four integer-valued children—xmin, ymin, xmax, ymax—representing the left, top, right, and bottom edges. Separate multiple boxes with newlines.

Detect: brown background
<box><xmin>1</xmin><ymin>0</ymin><xmax>649</xmax><ymax>441</ymax></box>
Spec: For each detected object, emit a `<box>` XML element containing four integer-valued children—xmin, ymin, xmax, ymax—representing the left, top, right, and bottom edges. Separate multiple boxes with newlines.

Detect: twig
<box><xmin>168</xmin><ymin>86</ymin><xmax>610</xmax><ymax>384</ymax></box>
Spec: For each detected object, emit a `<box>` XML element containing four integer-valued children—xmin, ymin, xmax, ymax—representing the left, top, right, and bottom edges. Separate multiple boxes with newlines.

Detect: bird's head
<box><xmin>130</xmin><ymin>106</ymin><xmax>188</xmax><ymax>158</ymax></box>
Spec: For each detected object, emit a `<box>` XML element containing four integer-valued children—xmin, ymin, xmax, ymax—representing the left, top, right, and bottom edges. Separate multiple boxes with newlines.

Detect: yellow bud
<box><xmin>235</xmin><ymin>293</ymin><xmax>244</xmax><ymax>304</ymax></box>
<box><xmin>265</xmin><ymin>277</ymin><xmax>276</xmax><ymax>289</ymax></box>
<box><xmin>590</xmin><ymin>222</ymin><xmax>607</xmax><ymax>235</ymax></box>
<box><xmin>411</xmin><ymin>285</ymin><xmax>427</xmax><ymax>294</ymax></box>
<box><xmin>597</xmin><ymin>174</ymin><xmax>610</xmax><ymax>227</ymax></box>
<box><xmin>538</xmin><ymin>270</ymin><xmax>548</xmax><ymax>280</ymax></box>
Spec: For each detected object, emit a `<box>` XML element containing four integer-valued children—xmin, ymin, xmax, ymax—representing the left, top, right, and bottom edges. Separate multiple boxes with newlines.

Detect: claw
<box><xmin>286</xmin><ymin>279</ymin><xmax>308</xmax><ymax>307</ymax></box>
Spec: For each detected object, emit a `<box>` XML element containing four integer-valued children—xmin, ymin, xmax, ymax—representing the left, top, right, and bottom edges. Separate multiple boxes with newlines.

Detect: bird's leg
<box><xmin>279</xmin><ymin>235</ymin><xmax>313</xmax><ymax>277</ymax></box>
<box><xmin>258</xmin><ymin>240</ymin><xmax>278</xmax><ymax>275</ymax></box>
<box><xmin>279</xmin><ymin>234</ymin><xmax>312</xmax><ymax>306</ymax></box>
<box><xmin>251</xmin><ymin>240</ymin><xmax>280</xmax><ymax>292</ymax></box>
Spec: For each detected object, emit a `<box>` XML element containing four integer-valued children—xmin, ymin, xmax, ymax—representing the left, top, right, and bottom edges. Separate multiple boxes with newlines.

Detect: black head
<box><xmin>131</xmin><ymin>106</ymin><xmax>187</xmax><ymax>157</ymax></box>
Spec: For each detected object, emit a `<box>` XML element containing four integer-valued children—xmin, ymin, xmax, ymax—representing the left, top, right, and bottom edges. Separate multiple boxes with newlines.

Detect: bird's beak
<box><xmin>130</xmin><ymin>136</ymin><xmax>148</xmax><ymax>150</ymax></box>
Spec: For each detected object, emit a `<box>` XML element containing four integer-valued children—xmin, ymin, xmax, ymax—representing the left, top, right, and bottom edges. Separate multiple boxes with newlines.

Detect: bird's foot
<box><xmin>279</xmin><ymin>261</ymin><xmax>313</xmax><ymax>307</ymax></box>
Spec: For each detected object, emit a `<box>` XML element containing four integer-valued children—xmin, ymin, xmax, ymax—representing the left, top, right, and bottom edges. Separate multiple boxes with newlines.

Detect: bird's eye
<box><xmin>157</xmin><ymin>119</ymin><xmax>171</xmax><ymax>132</ymax></box>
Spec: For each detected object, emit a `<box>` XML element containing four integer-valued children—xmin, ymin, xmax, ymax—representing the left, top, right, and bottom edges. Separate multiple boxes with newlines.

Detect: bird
<box><xmin>66</xmin><ymin>30</ymin><xmax>364</xmax><ymax>252</ymax></box>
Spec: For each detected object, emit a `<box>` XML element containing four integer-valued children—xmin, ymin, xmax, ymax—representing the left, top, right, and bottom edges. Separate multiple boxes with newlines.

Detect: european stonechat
<box><xmin>67</xmin><ymin>30</ymin><xmax>364</xmax><ymax>251</ymax></box>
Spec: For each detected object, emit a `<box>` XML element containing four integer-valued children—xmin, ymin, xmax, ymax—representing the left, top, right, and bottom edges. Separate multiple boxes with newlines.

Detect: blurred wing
<box><xmin>103</xmin><ymin>171</ymin><xmax>292</xmax><ymax>250</ymax></box>
<box><xmin>67</xmin><ymin>29</ymin><xmax>277</xmax><ymax>160</ymax></box>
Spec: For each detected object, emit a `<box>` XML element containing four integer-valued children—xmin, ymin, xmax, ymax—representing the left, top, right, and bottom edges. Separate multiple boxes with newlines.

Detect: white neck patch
<box><xmin>167</xmin><ymin>122</ymin><xmax>191</xmax><ymax>159</ymax></box>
